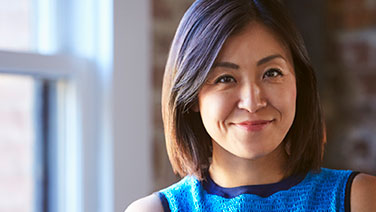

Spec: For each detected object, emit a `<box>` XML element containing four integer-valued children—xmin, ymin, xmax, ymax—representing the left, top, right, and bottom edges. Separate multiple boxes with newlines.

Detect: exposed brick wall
<box><xmin>324</xmin><ymin>0</ymin><xmax>376</xmax><ymax>174</ymax></box>
<box><xmin>328</xmin><ymin>0</ymin><xmax>376</xmax><ymax>30</ymax></box>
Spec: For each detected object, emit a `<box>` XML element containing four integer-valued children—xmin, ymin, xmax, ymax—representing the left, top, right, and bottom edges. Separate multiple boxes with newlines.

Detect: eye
<box><xmin>214</xmin><ymin>75</ymin><xmax>236</xmax><ymax>84</ymax></box>
<box><xmin>263</xmin><ymin>68</ymin><xmax>283</xmax><ymax>79</ymax></box>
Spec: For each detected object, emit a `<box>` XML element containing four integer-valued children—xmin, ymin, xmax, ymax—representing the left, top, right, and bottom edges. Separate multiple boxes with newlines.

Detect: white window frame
<box><xmin>0</xmin><ymin>0</ymin><xmax>152</xmax><ymax>211</ymax></box>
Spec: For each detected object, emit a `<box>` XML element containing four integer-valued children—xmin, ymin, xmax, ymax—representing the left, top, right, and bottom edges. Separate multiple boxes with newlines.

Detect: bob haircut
<box><xmin>162</xmin><ymin>0</ymin><xmax>324</xmax><ymax>180</ymax></box>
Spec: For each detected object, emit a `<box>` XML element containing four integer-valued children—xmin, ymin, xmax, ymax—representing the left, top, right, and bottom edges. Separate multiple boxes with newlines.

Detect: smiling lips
<box><xmin>235</xmin><ymin>120</ymin><xmax>274</xmax><ymax>131</ymax></box>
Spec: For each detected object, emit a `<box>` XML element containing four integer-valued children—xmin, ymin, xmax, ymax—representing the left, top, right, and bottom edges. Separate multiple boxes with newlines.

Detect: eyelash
<box><xmin>213</xmin><ymin>68</ymin><xmax>283</xmax><ymax>84</ymax></box>
<box><xmin>263</xmin><ymin>68</ymin><xmax>283</xmax><ymax>79</ymax></box>
<box><xmin>214</xmin><ymin>75</ymin><xmax>236</xmax><ymax>84</ymax></box>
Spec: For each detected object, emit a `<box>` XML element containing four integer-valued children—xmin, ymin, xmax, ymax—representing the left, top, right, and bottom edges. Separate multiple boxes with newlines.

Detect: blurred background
<box><xmin>0</xmin><ymin>0</ymin><xmax>375</xmax><ymax>211</ymax></box>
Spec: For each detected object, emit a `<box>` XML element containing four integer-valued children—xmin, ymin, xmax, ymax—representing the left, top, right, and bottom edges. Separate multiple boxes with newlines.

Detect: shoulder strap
<box><xmin>345</xmin><ymin>171</ymin><xmax>360</xmax><ymax>212</ymax></box>
<box><xmin>155</xmin><ymin>192</ymin><xmax>171</xmax><ymax>212</ymax></box>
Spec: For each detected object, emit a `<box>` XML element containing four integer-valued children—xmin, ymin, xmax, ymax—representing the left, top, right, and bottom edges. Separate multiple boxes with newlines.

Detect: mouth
<box><xmin>235</xmin><ymin>120</ymin><xmax>274</xmax><ymax>132</ymax></box>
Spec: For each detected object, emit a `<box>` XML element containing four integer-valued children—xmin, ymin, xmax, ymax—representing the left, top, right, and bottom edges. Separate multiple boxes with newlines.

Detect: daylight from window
<box><xmin>0</xmin><ymin>75</ymin><xmax>35</xmax><ymax>212</ymax></box>
<box><xmin>0</xmin><ymin>0</ymin><xmax>33</xmax><ymax>51</ymax></box>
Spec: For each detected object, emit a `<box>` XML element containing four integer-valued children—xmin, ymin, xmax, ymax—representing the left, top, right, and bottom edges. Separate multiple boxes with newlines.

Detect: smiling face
<box><xmin>197</xmin><ymin>22</ymin><xmax>296</xmax><ymax>161</ymax></box>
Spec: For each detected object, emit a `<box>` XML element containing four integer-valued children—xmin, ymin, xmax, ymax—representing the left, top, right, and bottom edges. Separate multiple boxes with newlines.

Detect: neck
<box><xmin>209</xmin><ymin>143</ymin><xmax>288</xmax><ymax>187</ymax></box>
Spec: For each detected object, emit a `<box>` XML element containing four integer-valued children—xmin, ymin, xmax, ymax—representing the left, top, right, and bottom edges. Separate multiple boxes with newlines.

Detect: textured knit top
<box><xmin>157</xmin><ymin>168</ymin><xmax>359</xmax><ymax>212</ymax></box>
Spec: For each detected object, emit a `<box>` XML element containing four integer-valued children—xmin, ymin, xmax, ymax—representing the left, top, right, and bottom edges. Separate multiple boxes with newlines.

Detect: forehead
<box><xmin>215</xmin><ymin>22</ymin><xmax>292</xmax><ymax>64</ymax></box>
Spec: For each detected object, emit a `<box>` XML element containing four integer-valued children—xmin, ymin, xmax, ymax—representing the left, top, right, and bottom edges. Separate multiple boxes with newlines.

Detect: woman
<box><xmin>127</xmin><ymin>0</ymin><xmax>376</xmax><ymax>211</ymax></box>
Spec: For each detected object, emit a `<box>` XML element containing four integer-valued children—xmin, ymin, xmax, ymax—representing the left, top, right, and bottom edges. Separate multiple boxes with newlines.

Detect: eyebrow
<box><xmin>212</xmin><ymin>61</ymin><xmax>239</xmax><ymax>69</ymax></box>
<box><xmin>257</xmin><ymin>54</ymin><xmax>286</xmax><ymax>66</ymax></box>
<box><xmin>212</xmin><ymin>54</ymin><xmax>286</xmax><ymax>70</ymax></box>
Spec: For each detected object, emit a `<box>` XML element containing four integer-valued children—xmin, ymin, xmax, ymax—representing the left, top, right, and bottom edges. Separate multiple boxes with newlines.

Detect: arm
<box><xmin>125</xmin><ymin>194</ymin><xmax>164</xmax><ymax>212</ymax></box>
<box><xmin>351</xmin><ymin>173</ymin><xmax>376</xmax><ymax>211</ymax></box>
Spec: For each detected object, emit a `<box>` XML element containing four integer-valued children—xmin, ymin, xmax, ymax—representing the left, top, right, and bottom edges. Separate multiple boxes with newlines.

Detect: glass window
<box><xmin>0</xmin><ymin>0</ymin><xmax>112</xmax><ymax>210</ymax></box>
<box><xmin>0</xmin><ymin>74</ymin><xmax>35</xmax><ymax>211</ymax></box>
<box><xmin>0</xmin><ymin>0</ymin><xmax>34</xmax><ymax>51</ymax></box>
<box><xmin>0</xmin><ymin>74</ymin><xmax>58</xmax><ymax>212</ymax></box>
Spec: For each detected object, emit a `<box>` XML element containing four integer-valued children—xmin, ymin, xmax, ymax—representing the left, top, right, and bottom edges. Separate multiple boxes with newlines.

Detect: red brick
<box><xmin>359</xmin><ymin>74</ymin><xmax>376</xmax><ymax>95</ymax></box>
<box><xmin>340</xmin><ymin>41</ymin><xmax>370</xmax><ymax>66</ymax></box>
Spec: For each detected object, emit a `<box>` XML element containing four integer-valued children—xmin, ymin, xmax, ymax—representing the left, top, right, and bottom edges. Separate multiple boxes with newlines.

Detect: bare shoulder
<box><xmin>351</xmin><ymin>173</ymin><xmax>376</xmax><ymax>211</ymax></box>
<box><xmin>125</xmin><ymin>193</ymin><xmax>164</xmax><ymax>212</ymax></box>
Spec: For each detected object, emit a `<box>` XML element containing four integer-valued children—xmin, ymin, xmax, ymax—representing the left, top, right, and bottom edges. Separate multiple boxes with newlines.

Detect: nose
<box><xmin>237</xmin><ymin>83</ymin><xmax>267</xmax><ymax>113</ymax></box>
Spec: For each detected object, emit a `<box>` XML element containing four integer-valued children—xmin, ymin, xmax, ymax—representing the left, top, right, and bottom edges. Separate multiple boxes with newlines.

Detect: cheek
<box><xmin>286</xmin><ymin>82</ymin><xmax>297</xmax><ymax>114</ymax></box>
<box><xmin>265</xmin><ymin>81</ymin><xmax>297</xmax><ymax>120</ymax></box>
<box><xmin>198</xmin><ymin>91</ymin><xmax>235</xmax><ymax>125</ymax></box>
<box><xmin>276</xmin><ymin>82</ymin><xmax>297</xmax><ymax>121</ymax></box>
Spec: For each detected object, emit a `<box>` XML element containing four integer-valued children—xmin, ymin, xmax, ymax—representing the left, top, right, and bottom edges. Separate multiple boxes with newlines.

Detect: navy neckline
<box><xmin>202</xmin><ymin>173</ymin><xmax>306</xmax><ymax>198</ymax></box>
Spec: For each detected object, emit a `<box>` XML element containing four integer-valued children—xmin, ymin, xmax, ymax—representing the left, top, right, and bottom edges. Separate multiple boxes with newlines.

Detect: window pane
<box><xmin>0</xmin><ymin>0</ymin><xmax>33</xmax><ymax>51</ymax></box>
<box><xmin>0</xmin><ymin>74</ymin><xmax>35</xmax><ymax>211</ymax></box>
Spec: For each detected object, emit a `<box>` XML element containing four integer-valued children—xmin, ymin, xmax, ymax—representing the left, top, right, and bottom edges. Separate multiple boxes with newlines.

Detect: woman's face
<box><xmin>197</xmin><ymin>22</ymin><xmax>296</xmax><ymax>161</ymax></box>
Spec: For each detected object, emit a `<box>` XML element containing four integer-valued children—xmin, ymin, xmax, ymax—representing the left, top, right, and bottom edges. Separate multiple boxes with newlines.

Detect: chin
<box><xmin>236</xmin><ymin>144</ymin><xmax>283</xmax><ymax>160</ymax></box>
<box><xmin>237</xmin><ymin>150</ymin><xmax>270</xmax><ymax>160</ymax></box>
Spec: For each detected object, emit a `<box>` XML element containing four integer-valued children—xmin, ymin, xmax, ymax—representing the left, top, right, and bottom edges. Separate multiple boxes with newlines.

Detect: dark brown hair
<box><xmin>162</xmin><ymin>0</ymin><xmax>324</xmax><ymax>180</ymax></box>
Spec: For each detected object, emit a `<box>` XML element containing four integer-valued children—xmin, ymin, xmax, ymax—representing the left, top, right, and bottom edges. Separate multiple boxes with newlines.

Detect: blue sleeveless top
<box><xmin>157</xmin><ymin>168</ymin><xmax>359</xmax><ymax>212</ymax></box>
